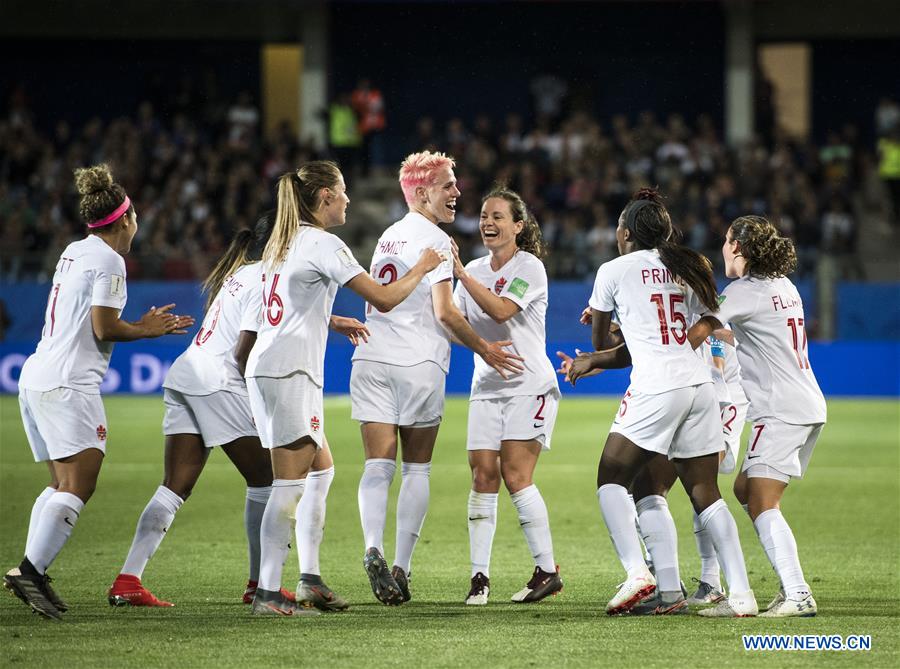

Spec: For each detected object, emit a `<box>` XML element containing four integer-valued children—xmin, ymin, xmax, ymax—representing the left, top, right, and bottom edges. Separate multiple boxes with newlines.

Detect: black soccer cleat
<box><xmin>363</xmin><ymin>547</ymin><xmax>403</xmax><ymax>605</ymax></box>
<box><xmin>391</xmin><ymin>565</ymin><xmax>412</xmax><ymax>603</ymax></box>
<box><xmin>4</xmin><ymin>568</ymin><xmax>63</xmax><ymax>621</ymax></box>
<box><xmin>510</xmin><ymin>565</ymin><xmax>563</xmax><ymax>603</ymax></box>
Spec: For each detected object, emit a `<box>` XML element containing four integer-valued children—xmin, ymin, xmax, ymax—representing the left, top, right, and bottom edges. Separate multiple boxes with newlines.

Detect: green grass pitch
<box><xmin>1</xmin><ymin>395</ymin><xmax>898</xmax><ymax>668</ymax></box>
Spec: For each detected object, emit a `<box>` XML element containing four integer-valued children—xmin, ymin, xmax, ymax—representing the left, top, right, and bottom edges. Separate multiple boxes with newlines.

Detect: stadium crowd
<box><xmin>2</xmin><ymin>82</ymin><xmax>896</xmax><ymax>283</ymax></box>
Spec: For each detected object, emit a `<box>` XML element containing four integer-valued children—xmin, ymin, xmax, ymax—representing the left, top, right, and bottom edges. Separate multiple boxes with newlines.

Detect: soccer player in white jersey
<box><xmin>688</xmin><ymin>215</ymin><xmax>826</xmax><ymax>617</ymax></box>
<box><xmin>566</xmin><ymin>189</ymin><xmax>757</xmax><ymax>617</ymax></box>
<box><xmin>452</xmin><ymin>188</ymin><xmax>563</xmax><ymax>606</ymax></box>
<box><xmin>107</xmin><ymin>212</ymin><xmax>358</xmax><ymax>612</ymax></box>
<box><xmin>245</xmin><ymin>162</ymin><xmax>442</xmax><ymax>616</ymax></box>
<box><xmin>350</xmin><ymin>152</ymin><xmax>523</xmax><ymax>605</ymax></box>
<box><xmin>3</xmin><ymin>164</ymin><xmax>193</xmax><ymax>620</ymax></box>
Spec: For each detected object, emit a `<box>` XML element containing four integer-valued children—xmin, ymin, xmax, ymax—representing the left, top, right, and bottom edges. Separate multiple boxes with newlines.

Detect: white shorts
<box><xmin>350</xmin><ymin>360</ymin><xmax>445</xmax><ymax>428</ymax></box>
<box><xmin>610</xmin><ymin>383</ymin><xmax>722</xmax><ymax>460</ymax></box>
<box><xmin>19</xmin><ymin>387</ymin><xmax>108</xmax><ymax>462</ymax></box>
<box><xmin>467</xmin><ymin>389</ymin><xmax>560</xmax><ymax>451</ymax></box>
<box><xmin>719</xmin><ymin>400</ymin><xmax>749</xmax><ymax>474</ymax></box>
<box><xmin>162</xmin><ymin>388</ymin><xmax>258</xmax><ymax>447</ymax></box>
<box><xmin>741</xmin><ymin>418</ymin><xmax>824</xmax><ymax>482</ymax></box>
<box><xmin>247</xmin><ymin>372</ymin><xmax>324</xmax><ymax>450</ymax></box>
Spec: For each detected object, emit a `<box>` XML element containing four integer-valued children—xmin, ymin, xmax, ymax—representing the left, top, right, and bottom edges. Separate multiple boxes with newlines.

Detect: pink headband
<box><xmin>88</xmin><ymin>195</ymin><xmax>132</xmax><ymax>228</ymax></box>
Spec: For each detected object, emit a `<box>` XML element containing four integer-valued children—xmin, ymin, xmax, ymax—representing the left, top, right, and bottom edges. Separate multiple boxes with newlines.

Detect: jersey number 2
<box><xmin>366</xmin><ymin>263</ymin><xmax>398</xmax><ymax>315</ymax></box>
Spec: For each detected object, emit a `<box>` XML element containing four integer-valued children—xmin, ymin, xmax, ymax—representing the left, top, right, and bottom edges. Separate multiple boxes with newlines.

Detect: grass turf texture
<box><xmin>1</xmin><ymin>395</ymin><xmax>898</xmax><ymax>668</ymax></box>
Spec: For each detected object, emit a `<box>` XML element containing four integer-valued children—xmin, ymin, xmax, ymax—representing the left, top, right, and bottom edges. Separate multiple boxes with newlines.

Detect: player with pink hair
<box><xmin>351</xmin><ymin>150</ymin><xmax>523</xmax><ymax>605</ymax></box>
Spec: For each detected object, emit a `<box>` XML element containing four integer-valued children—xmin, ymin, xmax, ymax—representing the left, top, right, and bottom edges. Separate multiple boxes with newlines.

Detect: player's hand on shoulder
<box><xmin>416</xmin><ymin>247</ymin><xmax>444</xmax><ymax>273</ymax></box>
<box><xmin>482</xmin><ymin>339</ymin><xmax>524</xmax><ymax>379</ymax></box>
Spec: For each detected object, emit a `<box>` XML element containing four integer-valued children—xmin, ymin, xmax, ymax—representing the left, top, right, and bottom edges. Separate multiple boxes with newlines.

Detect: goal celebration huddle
<box><xmin>4</xmin><ymin>150</ymin><xmax>826</xmax><ymax>621</ymax></box>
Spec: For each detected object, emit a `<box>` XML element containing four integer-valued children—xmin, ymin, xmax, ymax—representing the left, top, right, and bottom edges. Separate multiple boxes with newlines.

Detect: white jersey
<box><xmin>164</xmin><ymin>262</ymin><xmax>263</xmax><ymax>396</ymax></box>
<box><xmin>352</xmin><ymin>212</ymin><xmax>454</xmax><ymax>372</ymax></box>
<box><xmin>589</xmin><ymin>249</ymin><xmax>711</xmax><ymax>394</ymax></box>
<box><xmin>454</xmin><ymin>251</ymin><xmax>558</xmax><ymax>399</ymax></box>
<box><xmin>245</xmin><ymin>226</ymin><xmax>365</xmax><ymax>386</ymax></box>
<box><xmin>712</xmin><ymin>275</ymin><xmax>826</xmax><ymax>425</ymax></box>
<box><xmin>18</xmin><ymin>235</ymin><xmax>127</xmax><ymax>394</ymax></box>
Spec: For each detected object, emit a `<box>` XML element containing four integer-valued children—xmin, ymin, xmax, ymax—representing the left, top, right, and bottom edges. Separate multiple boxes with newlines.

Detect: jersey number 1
<box><xmin>649</xmin><ymin>293</ymin><xmax>686</xmax><ymax>345</ymax></box>
<box><xmin>787</xmin><ymin>317</ymin><xmax>809</xmax><ymax>369</ymax></box>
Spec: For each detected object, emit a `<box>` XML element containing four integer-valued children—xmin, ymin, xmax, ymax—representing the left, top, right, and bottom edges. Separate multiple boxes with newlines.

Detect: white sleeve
<box><xmin>499</xmin><ymin>257</ymin><xmax>546</xmax><ymax>311</ymax></box>
<box><xmin>710</xmin><ymin>283</ymin><xmax>755</xmax><ymax>326</ymax></box>
<box><xmin>239</xmin><ymin>279</ymin><xmax>263</xmax><ymax>333</ymax></box>
<box><xmin>588</xmin><ymin>263</ymin><xmax>615</xmax><ymax>312</ymax></box>
<box><xmin>91</xmin><ymin>253</ymin><xmax>128</xmax><ymax>310</ymax></box>
<box><xmin>315</xmin><ymin>234</ymin><xmax>366</xmax><ymax>286</ymax></box>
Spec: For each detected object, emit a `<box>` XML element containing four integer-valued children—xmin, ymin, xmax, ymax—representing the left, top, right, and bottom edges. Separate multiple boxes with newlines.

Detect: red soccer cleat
<box><xmin>108</xmin><ymin>574</ymin><xmax>174</xmax><ymax>607</ymax></box>
<box><xmin>242</xmin><ymin>580</ymin><xmax>296</xmax><ymax>605</ymax></box>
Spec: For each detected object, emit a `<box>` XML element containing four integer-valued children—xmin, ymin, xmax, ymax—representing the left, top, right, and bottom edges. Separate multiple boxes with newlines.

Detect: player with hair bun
<box><xmin>452</xmin><ymin>187</ymin><xmax>562</xmax><ymax>606</ymax></box>
<box><xmin>4</xmin><ymin>164</ymin><xmax>194</xmax><ymax>620</ymax></box>
<box><xmin>688</xmin><ymin>215</ymin><xmax>826</xmax><ymax>617</ymax></box>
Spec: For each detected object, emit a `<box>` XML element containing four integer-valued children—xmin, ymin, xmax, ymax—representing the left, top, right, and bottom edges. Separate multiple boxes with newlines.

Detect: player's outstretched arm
<box><xmin>346</xmin><ymin>248</ymin><xmax>442</xmax><ymax>313</ymax></box>
<box><xmin>432</xmin><ymin>281</ymin><xmax>524</xmax><ymax>379</ymax></box>
<box><xmin>91</xmin><ymin>304</ymin><xmax>195</xmax><ymax>342</ymax></box>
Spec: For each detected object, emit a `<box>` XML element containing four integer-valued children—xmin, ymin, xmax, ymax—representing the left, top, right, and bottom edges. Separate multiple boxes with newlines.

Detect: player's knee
<box><xmin>472</xmin><ymin>468</ymin><xmax>501</xmax><ymax>493</ymax></box>
<box><xmin>501</xmin><ymin>469</ymin><xmax>531</xmax><ymax>494</ymax></box>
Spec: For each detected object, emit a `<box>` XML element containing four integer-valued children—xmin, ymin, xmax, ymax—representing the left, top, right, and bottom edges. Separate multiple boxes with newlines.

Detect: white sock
<box><xmin>297</xmin><ymin>466</ymin><xmax>334</xmax><ymax>576</ymax></box>
<box><xmin>25</xmin><ymin>492</ymin><xmax>85</xmax><ymax>574</ymax></box>
<box><xmin>510</xmin><ymin>484</ymin><xmax>555</xmax><ymax>573</ymax></box>
<box><xmin>120</xmin><ymin>485</ymin><xmax>184</xmax><ymax>578</ymax></box>
<box><xmin>245</xmin><ymin>486</ymin><xmax>271</xmax><ymax>582</ymax></box>
<box><xmin>258</xmin><ymin>479</ymin><xmax>304</xmax><ymax>592</ymax></box>
<box><xmin>693</xmin><ymin>510</ymin><xmax>722</xmax><ymax>591</ymax></box>
<box><xmin>25</xmin><ymin>487</ymin><xmax>56</xmax><ymax>555</ymax></box>
<box><xmin>597</xmin><ymin>484</ymin><xmax>648</xmax><ymax>578</ymax></box>
<box><xmin>358</xmin><ymin>458</ymin><xmax>396</xmax><ymax>553</ymax></box>
<box><xmin>629</xmin><ymin>493</ymin><xmax>652</xmax><ymax>568</ymax></box>
<box><xmin>394</xmin><ymin>462</ymin><xmax>431</xmax><ymax>574</ymax></box>
<box><xmin>636</xmin><ymin>495</ymin><xmax>679</xmax><ymax>592</ymax></box>
<box><xmin>754</xmin><ymin>508</ymin><xmax>810</xmax><ymax>599</ymax></box>
<box><xmin>698</xmin><ymin>498</ymin><xmax>751</xmax><ymax>594</ymax></box>
<box><xmin>468</xmin><ymin>490</ymin><xmax>498</xmax><ymax>577</ymax></box>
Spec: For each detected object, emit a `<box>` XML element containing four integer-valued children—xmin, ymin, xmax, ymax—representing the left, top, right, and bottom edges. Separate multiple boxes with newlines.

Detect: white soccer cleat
<box><xmin>686</xmin><ymin>579</ymin><xmax>726</xmax><ymax>606</ymax></box>
<box><xmin>759</xmin><ymin>593</ymin><xmax>817</xmax><ymax>618</ymax></box>
<box><xmin>698</xmin><ymin>589</ymin><xmax>758</xmax><ymax>617</ymax></box>
<box><xmin>605</xmin><ymin>570</ymin><xmax>656</xmax><ymax>615</ymax></box>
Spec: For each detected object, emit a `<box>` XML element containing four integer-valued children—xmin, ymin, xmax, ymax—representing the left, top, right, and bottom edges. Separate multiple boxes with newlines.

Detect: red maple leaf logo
<box><xmin>96</xmin><ymin>425</ymin><xmax>107</xmax><ymax>441</ymax></box>
<box><xmin>310</xmin><ymin>416</ymin><xmax>320</xmax><ymax>433</ymax></box>
<box><xmin>494</xmin><ymin>277</ymin><xmax>507</xmax><ymax>295</ymax></box>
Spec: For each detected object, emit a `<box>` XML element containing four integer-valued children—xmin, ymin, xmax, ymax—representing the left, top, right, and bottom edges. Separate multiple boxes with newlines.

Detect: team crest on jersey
<box><xmin>494</xmin><ymin>277</ymin><xmax>507</xmax><ymax>295</ymax></box>
<box><xmin>310</xmin><ymin>416</ymin><xmax>321</xmax><ymax>433</ymax></box>
<box><xmin>96</xmin><ymin>425</ymin><xmax>107</xmax><ymax>441</ymax></box>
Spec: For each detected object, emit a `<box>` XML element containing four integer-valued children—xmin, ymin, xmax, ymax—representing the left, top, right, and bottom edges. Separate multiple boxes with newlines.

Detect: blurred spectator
<box><xmin>351</xmin><ymin>78</ymin><xmax>386</xmax><ymax>174</ymax></box>
<box><xmin>0</xmin><ymin>299</ymin><xmax>10</xmax><ymax>341</ymax></box>
<box><xmin>329</xmin><ymin>92</ymin><xmax>362</xmax><ymax>175</ymax></box>
<box><xmin>877</xmin><ymin>126</ymin><xmax>900</xmax><ymax>226</ymax></box>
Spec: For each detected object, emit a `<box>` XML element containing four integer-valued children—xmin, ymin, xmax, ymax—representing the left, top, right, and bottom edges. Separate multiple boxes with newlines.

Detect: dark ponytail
<box><xmin>201</xmin><ymin>210</ymin><xmax>277</xmax><ymax>311</ymax></box>
<box><xmin>201</xmin><ymin>229</ymin><xmax>255</xmax><ymax>311</ymax></box>
<box><xmin>622</xmin><ymin>187</ymin><xmax>718</xmax><ymax>312</ymax></box>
